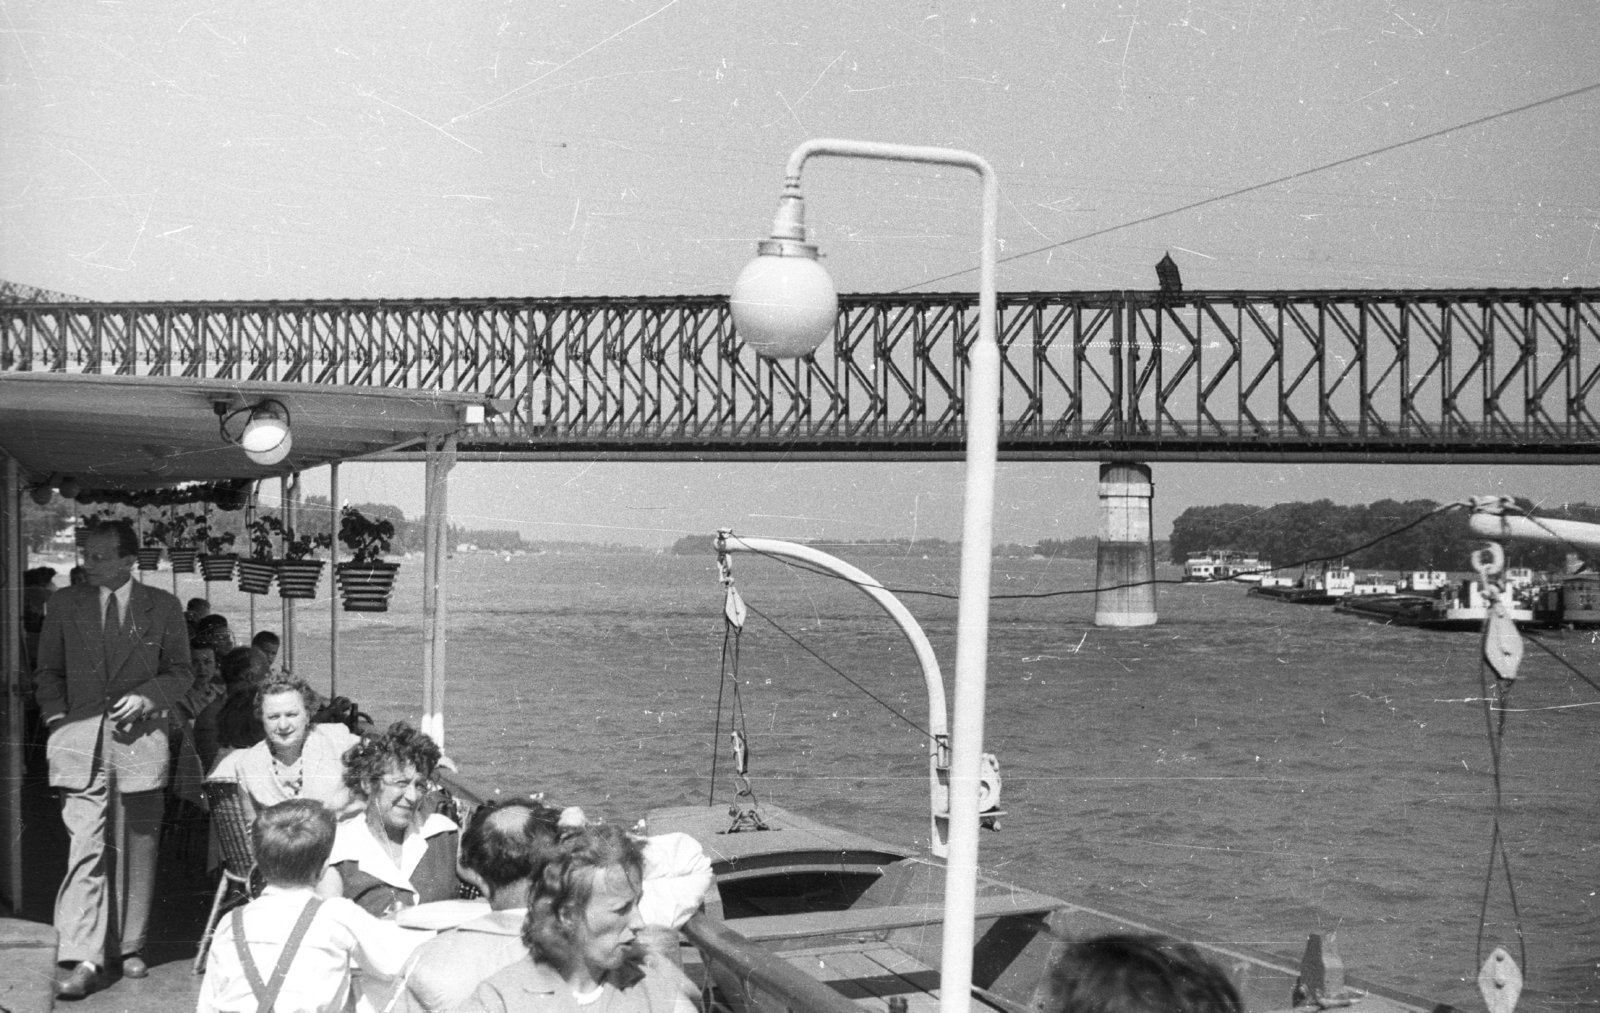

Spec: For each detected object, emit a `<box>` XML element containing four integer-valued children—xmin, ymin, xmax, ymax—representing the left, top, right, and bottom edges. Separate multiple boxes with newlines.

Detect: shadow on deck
<box><xmin>16</xmin><ymin>740</ymin><xmax>214</xmax><ymax>1010</ymax></box>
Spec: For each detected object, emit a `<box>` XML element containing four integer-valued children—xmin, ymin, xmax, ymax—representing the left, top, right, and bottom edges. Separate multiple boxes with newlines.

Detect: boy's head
<box><xmin>1036</xmin><ymin>934</ymin><xmax>1242</xmax><ymax>1013</ymax></box>
<box><xmin>252</xmin><ymin>630</ymin><xmax>281</xmax><ymax>669</ymax></box>
<box><xmin>252</xmin><ymin>799</ymin><xmax>336</xmax><ymax>888</ymax></box>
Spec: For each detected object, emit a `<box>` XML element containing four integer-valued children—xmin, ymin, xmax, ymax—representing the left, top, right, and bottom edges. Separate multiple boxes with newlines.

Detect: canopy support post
<box><xmin>329</xmin><ymin>462</ymin><xmax>339</xmax><ymax>699</ymax></box>
<box><xmin>282</xmin><ymin>473</ymin><xmax>298</xmax><ymax>676</ymax></box>
<box><xmin>248</xmin><ymin>484</ymin><xmax>258</xmax><ymax>641</ymax></box>
<box><xmin>421</xmin><ymin>434</ymin><xmax>456</xmax><ymax>750</ymax></box>
<box><xmin>0</xmin><ymin>452</ymin><xmax>25</xmax><ymax>912</ymax></box>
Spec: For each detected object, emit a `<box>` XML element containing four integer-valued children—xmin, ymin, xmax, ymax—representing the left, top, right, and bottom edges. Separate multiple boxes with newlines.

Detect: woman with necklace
<box><xmin>317</xmin><ymin>722</ymin><xmax>460</xmax><ymax>919</ymax></box>
<box><xmin>207</xmin><ymin>677</ymin><xmax>360</xmax><ymax>822</ymax></box>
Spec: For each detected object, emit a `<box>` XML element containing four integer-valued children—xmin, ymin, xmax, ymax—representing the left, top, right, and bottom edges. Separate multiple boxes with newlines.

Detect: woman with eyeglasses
<box><xmin>317</xmin><ymin>722</ymin><xmax>460</xmax><ymax>918</ymax></box>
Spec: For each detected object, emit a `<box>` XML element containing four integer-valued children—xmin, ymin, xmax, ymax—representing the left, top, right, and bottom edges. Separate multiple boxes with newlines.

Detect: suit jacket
<box><xmin>34</xmin><ymin>581</ymin><xmax>195</xmax><ymax>792</ymax></box>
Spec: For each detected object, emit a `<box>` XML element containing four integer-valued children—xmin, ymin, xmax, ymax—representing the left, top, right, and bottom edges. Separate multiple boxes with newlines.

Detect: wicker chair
<box><xmin>194</xmin><ymin>780</ymin><xmax>260</xmax><ymax>974</ymax></box>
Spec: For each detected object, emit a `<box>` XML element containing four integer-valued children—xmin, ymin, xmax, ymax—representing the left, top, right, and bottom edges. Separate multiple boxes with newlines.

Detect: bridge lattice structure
<box><xmin>3</xmin><ymin>289</ymin><xmax>1597</xmax><ymax>462</ymax></box>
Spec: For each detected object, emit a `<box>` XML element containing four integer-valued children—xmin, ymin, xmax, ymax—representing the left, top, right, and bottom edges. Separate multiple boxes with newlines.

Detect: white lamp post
<box><xmin>729</xmin><ymin>138</ymin><xmax>1000</xmax><ymax>1013</ymax></box>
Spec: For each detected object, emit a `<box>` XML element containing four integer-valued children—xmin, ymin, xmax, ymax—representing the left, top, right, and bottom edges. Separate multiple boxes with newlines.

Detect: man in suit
<box><xmin>34</xmin><ymin>519</ymin><xmax>194</xmax><ymax>999</ymax></box>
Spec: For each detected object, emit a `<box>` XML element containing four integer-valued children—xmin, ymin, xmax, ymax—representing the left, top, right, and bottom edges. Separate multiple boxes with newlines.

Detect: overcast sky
<box><xmin>4</xmin><ymin>3</ymin><xmax>1597</xmax><ymax>545</ymax></box>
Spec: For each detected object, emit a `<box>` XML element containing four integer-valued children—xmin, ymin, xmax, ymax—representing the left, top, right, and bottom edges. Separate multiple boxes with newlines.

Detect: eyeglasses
<box><xmin>378</xmin><ymin>775</ymin><xmax>435</xmax><ymax>794</ymax></box>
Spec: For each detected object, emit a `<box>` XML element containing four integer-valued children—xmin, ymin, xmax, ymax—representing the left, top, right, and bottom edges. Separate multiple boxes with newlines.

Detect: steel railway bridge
<box><xmin>3</xmin><ymin>288</ymin><xmax>1598</xmax><ymax>463</ymax></box>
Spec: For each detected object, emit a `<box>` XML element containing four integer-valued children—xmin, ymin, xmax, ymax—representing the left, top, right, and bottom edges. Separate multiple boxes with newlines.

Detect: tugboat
<box><xmin>1182</xmin><ymin>550</ymin><xmax>1269</xmax><ymax>583</ymax></box>
<box><xmin>1250</xmin><ymin>561</ymin><xmax>1355</xmax><ymax>604</ymax></box>
<box><xmin>1560</xmin><ymin>572</ymin><xmax>1600</xmax><ymax>626</ymax></box>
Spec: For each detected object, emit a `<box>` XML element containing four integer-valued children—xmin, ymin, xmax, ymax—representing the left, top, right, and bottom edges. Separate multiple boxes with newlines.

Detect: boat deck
<box><xmin>793</xmin><ymin>940</ymin><xmax>950</xmax><ymax>1013</ymax></box>
<box><xmin>13</xmin><ymin>750</ymin><xmax>216</xmax><ymax>1011</ymax></box>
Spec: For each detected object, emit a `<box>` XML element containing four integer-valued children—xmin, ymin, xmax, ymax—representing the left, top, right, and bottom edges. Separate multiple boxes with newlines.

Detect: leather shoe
<box><xmin>121</xmin><ymin>953</ymin><xmax>149</xmax><ymax>979</ymax></box>
<box><xmin>56</xmin><ymin>962</ymin><xmax>102</xmax><ymax>1000</ymax></box>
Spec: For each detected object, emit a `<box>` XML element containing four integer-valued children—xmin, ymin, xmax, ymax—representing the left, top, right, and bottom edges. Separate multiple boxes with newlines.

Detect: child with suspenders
<box><xmin>199</xmin><ymin>799</ymin><xmax>426</xmax><ymax>1013</ymax></box>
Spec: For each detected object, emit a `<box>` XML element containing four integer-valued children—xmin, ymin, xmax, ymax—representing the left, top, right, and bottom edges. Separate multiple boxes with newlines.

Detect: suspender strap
<box><xmin>231</xmin><ymin>898</ymin><xmax>325</xmax><ymax>1013</ymax></box>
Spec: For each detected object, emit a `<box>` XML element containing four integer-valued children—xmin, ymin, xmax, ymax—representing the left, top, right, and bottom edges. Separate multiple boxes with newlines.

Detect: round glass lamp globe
<box><xmin>241</xmin><ymin>414</ymin><xmax>290</xmax><ymax>454</ymax></box>
<box><xmin>244</xmin><ymin>430</ymin><xmax>293</xmax><ymax>466</ymax></box>
<box><xmin>729</xmin><ymin>253</ymin><xmax>838</xmax><ymax>359</ymax></box>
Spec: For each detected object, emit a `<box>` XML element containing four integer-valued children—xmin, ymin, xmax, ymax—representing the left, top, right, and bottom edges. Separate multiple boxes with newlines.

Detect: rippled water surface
<box><xmin>209</xmin><ymin>550</ymin><xmax>1598</xmax><ymax>1010</ymax></box>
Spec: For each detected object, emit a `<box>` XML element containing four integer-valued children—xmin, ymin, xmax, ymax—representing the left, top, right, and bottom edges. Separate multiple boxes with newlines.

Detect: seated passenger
<box><xmin>463</xmin><ymin>824</ymin><xmax>700</xmax><ymax>1013</ymax></box>
<box><xmin>214</xmin><ymin>646</ymin><xmax>270</xmax><ymax>755</ymax></box>
<box><xmin>195</xmin><ymin>613</ymin><xmax>235</xmax><ymax>654</ymax></box>
<box><xmin>168</xmin><ymin>641</ymin><xmax>225</xmax><ymax>806</ymax></box>
<box><xmin>1033</xmin><ymin>934</ymin><xmax>1242</xmax><ymax>1013</ymax></box>
<box><xmin>188</xmin><ymin>642</ymin><xmax>228</xmax><ymax>772</ymax></box>
<box><xmin>395</xmin><ymin>799</ymin><xmax>563</xmax><ymax>1013</ymax></box>
<box><xmin>198</xmin><ymin>799</ymin><xmax>424</xmax><ymax>1013</ymax></box>
<box><xmin>208</xmin><ymin>677</ymin><xmax>361</xmax><ymax>821</ymax></box>
<box><xmin>185</xmin><ymin>597</ymin><xmax>211</xmax><ymax>635</ymax></box>
<box><xmin>318</xmin><ymin>722</ymin><xmax>460</xmax><ymax>918</ymax></box>
<box><xmin>253</xmin><ymin>630</ymin><xmax>282</xmax><ymax>677</ymax></box>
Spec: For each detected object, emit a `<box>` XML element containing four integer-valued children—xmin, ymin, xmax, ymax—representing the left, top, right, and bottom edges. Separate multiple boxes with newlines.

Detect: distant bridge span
<box><xmin>3</xmin><ymin>289</ymin><xmax>1597</xmax><ymax>464</ymax></box>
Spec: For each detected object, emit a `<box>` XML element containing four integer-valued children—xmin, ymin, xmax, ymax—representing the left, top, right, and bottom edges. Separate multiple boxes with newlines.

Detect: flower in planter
<box><xmin>163</xmin><ymin>510</ymin><xmax>203</xmax><ymax>550</ymax></box>
<box><xmin>197</xmin><ymin>518</ymin><xmax>237</xmax><ymax>556</ymax></box>
<box><xmin>246</xmin><ymin>515</ymin><xmax>283</xmax><ymax>560</ymax></box>
<box><xmin>339</xmin><ymin>506</ymin><xmax>396</xmax><ymax>565</ymax></box>
<box><xmin>282</xmin><ymin>528</ymin><xmax>334</xmax><ymax>561</ymax></box>
<box><xmin>143</xmin><ymin>517</ymin><xmax>169</xmax><ymax>549</ymax></box>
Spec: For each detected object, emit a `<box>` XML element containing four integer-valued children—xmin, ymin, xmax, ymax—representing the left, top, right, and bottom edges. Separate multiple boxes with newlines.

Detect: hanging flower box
<box><xmin>237</xmin><ymin>558</ymin><xmax>278</xmax><ymax>595</ymax></box>
<box><xmin>136</xmin><ymin>547</ymin><xmax>163</xmax><ymax>571</ymax></box>
<box><xmin>74</xmin><ymin>526</ymin><xmax>90</xmax><ymax>548</ymax></box>
<box><xmin>277</xmin><ymin>559</ymin><xmax>326</xmax><ymax>599</ymax></box>
<box><xmin>335</xmin><ymin>560</ymin><xmax>401</xmax><ymax>612</ymax></box>
<box><xmin>168</xmin><ymin>547</ymin><xmax>199</xmax><ymax>573</ymax></box>
<box><xmin>199</xmin><ymin>553</ymin><xmax>238</xmax><ymax>582</ymax></box>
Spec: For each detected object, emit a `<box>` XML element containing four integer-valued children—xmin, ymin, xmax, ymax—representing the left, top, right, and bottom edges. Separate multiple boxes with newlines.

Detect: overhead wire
<box><xmin>895</xmin><ymin>80</ymin><xmax>1600</xmax><ymax>292</ymax></box>
<box><xmin>733</xmin><ymin>501</ymin><xmax>1466</xmax><ymax>602</ymax></box>
<box><xmin>741</xmin><ymin>597</ymin><xmax>934</xmax><ymax>742</ymax></box>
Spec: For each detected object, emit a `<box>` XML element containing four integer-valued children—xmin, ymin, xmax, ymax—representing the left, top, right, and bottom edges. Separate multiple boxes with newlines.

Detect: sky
<box><xmin>4</xmin><ymin>2</ymin><xmax>1598</xmax><ymax>545</ymax></box>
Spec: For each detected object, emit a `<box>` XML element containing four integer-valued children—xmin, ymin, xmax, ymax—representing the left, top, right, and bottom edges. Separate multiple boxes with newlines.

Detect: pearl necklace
<box><xmin>271</xmin><ymin>752</ymin><xmax>304</xmax><ymax>795</ymax></box>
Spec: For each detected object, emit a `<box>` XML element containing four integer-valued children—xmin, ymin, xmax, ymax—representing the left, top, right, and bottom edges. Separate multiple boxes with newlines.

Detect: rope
<box><xmin>1520</xmin><ymin>633</ymin><xmax>1600</xmax><ymax>698</ymax></box>
<box><xmin>707</xmin><ymin>620</ymin><xmax>735</xmax><ymax>807</ymax></box>
<box><xmin>1504</xmin><ymin>507</ymin><xmax>1598</xmax><ymax>574</ymax></box>
<box><xmin>742</xmin><ymin>598</ymin><xmax>934</xmax><ymax>741</ymax></box>
<box><xmin>1473</xmin><ymin>595</ymin><xmax>1528</xmax><ymax>977</ymax></box>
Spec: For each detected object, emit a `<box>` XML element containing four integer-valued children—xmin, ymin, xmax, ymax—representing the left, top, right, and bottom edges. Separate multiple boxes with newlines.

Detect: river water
<box><xmin>190</xmin><ymin>550</ymin><xmax>1598</xmax><ymax>1011</ymax></box>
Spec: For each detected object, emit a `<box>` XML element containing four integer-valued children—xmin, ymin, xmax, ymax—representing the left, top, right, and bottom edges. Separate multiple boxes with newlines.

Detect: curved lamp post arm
<box><xmin>773</xmin><ymin>138</ymin><xmax>1000</xmax><ymax>1013</ymax></box>
<box><xmin>715</xmin><ymin>532</ymin><xmax>953</xmax><ymax>856</ymax></box>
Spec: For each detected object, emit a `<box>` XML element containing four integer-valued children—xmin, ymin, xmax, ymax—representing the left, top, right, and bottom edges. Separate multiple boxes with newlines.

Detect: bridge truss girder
<box><xmin>3</xmin><ymin>289</ymin><xmax>1597</xmax><ymax>463</ymax></box>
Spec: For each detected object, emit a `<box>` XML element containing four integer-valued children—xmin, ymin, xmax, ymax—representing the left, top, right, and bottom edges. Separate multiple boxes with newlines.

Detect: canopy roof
<box><xmin>0</xmin><ymin>372</ymin><xmax>488</xmax><ymax>489</ymax></box>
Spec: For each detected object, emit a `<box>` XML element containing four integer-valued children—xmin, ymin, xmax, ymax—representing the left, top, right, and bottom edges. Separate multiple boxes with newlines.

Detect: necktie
<box><xmin>105</xmin><ymin>591</ymin><xmax>120</xmax><ymax>637</ymax></box>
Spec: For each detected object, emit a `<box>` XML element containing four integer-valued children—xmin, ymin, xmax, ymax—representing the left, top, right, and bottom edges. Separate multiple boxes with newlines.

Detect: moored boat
<box><xmin>1181</xmin><ymin>550</ymin><xmax>1269</xmax><ymax>583</ymax></box>
<box><xmin>1249</xmin><ymin>562</ymin><xmax>1355</xmax><ymax>604</ymax></box>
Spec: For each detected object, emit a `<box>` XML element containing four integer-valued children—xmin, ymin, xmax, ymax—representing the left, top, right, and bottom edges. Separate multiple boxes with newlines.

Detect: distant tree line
<box><xmin>672</xmin><ymin>535</ymin><xmax>965</xmax><ymax>557</ymax></box>
<box><xmin>670</xmin><ymin>534</ymin><xmax>1170</xmax><ymax>561</ymax></box>
<box><xmin>1168</xmin><ymin>498</ymin><xmax>1600</xmax><ymax>572</ymax></box>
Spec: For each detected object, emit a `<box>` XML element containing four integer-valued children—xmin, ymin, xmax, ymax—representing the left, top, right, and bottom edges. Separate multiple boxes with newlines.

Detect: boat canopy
<box><xmin>0</xmin><ymin>371</ymin><xmax>492</xmax><ymax>912</ymax></box>
<box><xmin>0</xmin><ymin>372</ymin><xmax>489</xmax><ymax>487</ymax></box>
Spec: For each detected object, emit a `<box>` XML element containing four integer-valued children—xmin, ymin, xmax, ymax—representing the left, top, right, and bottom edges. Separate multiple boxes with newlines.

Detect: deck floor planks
<box><xmin>780</xmin><ymin>942</ymin><xmax>1006</xmax><ymax>1013</ymax></box>
<box><xmin>784</xmin><ymin>943</ymin><xmax>943</xmax><ymax>1013</ymax></box>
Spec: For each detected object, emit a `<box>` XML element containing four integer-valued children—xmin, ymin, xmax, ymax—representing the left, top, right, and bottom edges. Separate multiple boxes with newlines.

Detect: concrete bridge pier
<box><xmin>1094</xmin><ymin>462</ymin><xmax>1157</xmax><ymax>627</ymax></box>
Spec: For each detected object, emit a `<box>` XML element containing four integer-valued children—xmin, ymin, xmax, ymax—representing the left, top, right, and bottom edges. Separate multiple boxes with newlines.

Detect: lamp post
<box><xmin>729</xmin><ymin>138</ymin><xmax>999</xmax><ymax>1013</ymax></box>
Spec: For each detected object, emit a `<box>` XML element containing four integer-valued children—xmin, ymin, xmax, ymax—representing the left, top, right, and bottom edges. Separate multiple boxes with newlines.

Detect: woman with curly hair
<box><xmin>316</xmin><ymin>721</ymin><xmax>460</xmax><ymax>918</ymax></box>
<box><xmin>463</xmin><ymin>823</ymin><xmax>699</xmax><ymax>1013</ymax></box>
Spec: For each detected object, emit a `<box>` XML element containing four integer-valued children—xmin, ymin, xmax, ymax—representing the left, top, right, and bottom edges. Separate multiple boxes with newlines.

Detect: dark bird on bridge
<box><xmin>1156</xmin><ymin>252</ymin><xmax>1183</xmax><ymax>294</ymax></box>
